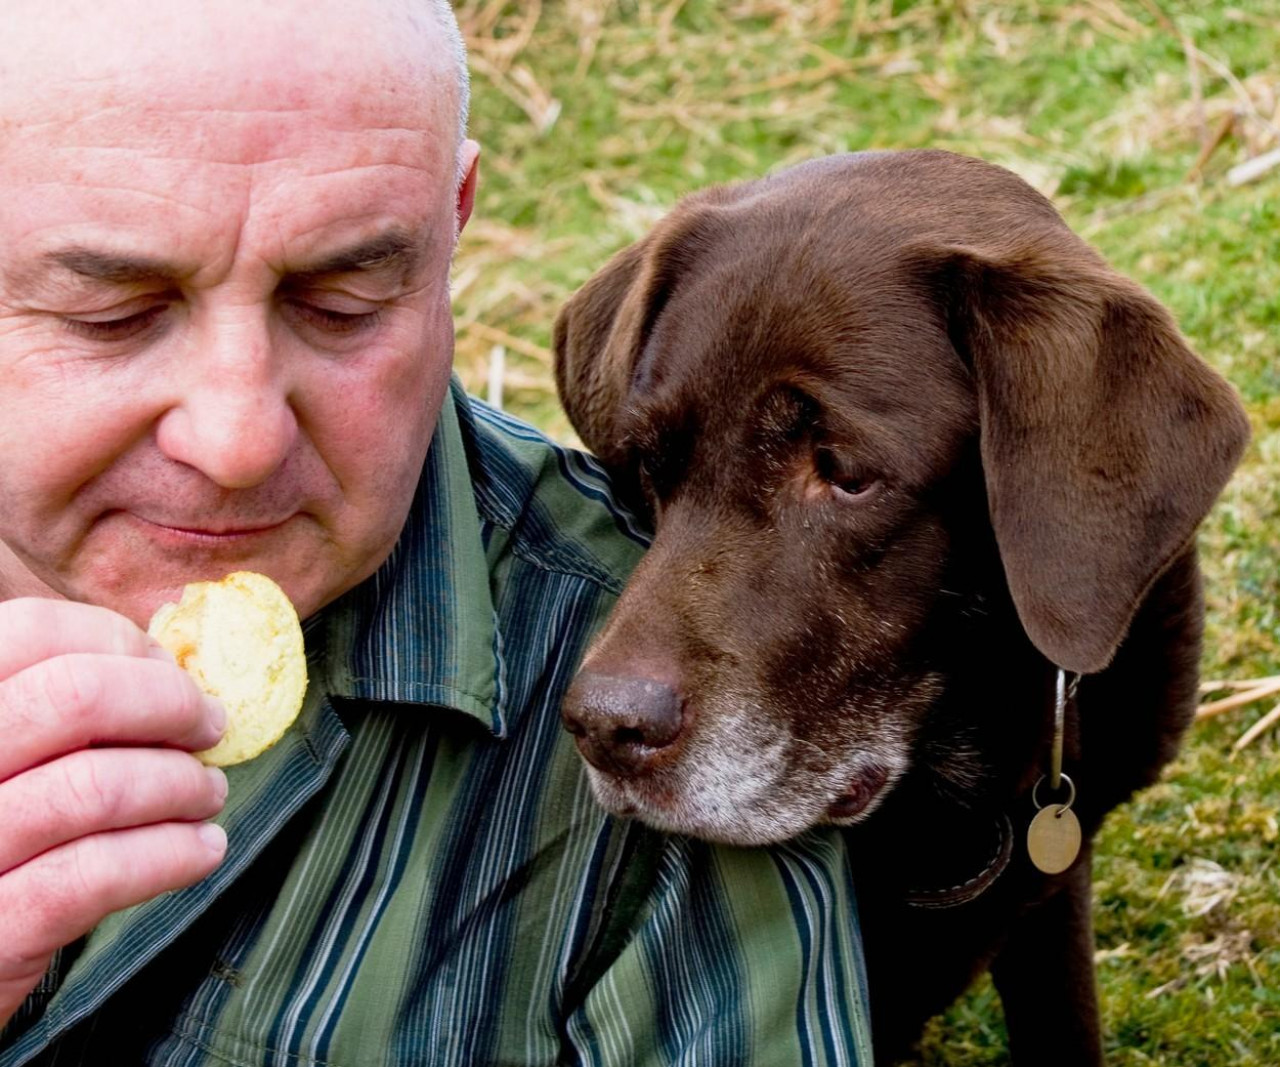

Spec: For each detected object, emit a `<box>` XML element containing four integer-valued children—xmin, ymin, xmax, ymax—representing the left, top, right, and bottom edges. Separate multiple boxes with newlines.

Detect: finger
<box><xmin>0</xmin><ymin>748</ymin><xmax>227</xmax><ymax>875</ymax></box>
<box><xmin>0</xmin><ymin>821</ymin><xmax>227</xmax><ymax>981</ymax></box>
<box><xmin>0</xmin><ymin>598</ymin><xmax>167</xmax><ymax>679</ymax></box>
<box><xmin>0</xmin><ymin>654</ymin><xmax>225</xmax><ymax>783</ymax></box>
<box><xmin>1</xmin><ymin>957</ymin><xmax>55</xmax><ymax>1032</ymax></box>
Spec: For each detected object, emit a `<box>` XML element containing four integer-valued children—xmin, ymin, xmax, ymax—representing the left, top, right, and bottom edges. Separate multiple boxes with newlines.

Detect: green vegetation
<box><xmin>453</xmin><ymin>2</ymin><xmax>1280</xmax><ymax>1062</ymax></box>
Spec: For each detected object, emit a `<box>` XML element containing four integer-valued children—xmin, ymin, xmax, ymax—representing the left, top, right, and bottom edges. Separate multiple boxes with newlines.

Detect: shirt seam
<box><xmin>338</xmin><ymin>678</ymin><xmax>487</xmax><ymax>702</ymax></box>
<box><xmin>503</xmin><ymin>534</ymin><xmax>627</xmax><ymax>598</ymax></box>
<box><xmin>462</xmin><ymin>398</ymin><xmax>636</xmax><ymax>598</ymax></box>
<box><xmin>169</xmin><ymin>1010</ymin><xmax>345</xmax><ymax>1067</ymax></box>
<box><xmin>337</xmin><ymin>681</ymin><xmax>498</xmax><ymax>726</ymax></box>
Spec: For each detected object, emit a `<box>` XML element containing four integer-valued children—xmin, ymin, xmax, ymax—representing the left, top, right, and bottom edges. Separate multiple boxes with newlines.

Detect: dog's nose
<box><xmin>561</xmin><ymin>672</ymin><xmax>684</xmax><ymax>776</ymax></box>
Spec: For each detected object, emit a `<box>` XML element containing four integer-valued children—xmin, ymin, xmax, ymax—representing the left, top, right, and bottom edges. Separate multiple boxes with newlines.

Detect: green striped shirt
<box><xmin>1</xmin><ymin>382</ymin><xmax>874</xmax><ymax>1066</ymax></box>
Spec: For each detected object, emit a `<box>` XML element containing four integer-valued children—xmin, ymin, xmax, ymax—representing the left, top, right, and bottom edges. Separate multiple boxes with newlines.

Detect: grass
<box><xmin>452</xmin><ymin>1</ymin><xmax>1280</xmax><ymax>1062</ymax></box>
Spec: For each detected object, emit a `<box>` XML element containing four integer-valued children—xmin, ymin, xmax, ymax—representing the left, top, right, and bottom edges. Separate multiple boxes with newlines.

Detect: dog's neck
<box><xmin>851</xmin><ymin>541</ymin><xmax>1203</xmax><ymax>906</ymax></box>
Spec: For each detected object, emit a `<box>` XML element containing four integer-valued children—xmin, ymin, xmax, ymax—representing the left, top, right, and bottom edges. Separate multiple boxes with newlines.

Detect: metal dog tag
<box><xmin>1027</xmin><ymin>806</ymin><xmax>1082</xmax><ymax>875</ymax></box>
<box><xmin>1027</xmin><ymin>773</ymin><xmax>1081</xmax><ymax>875</ymax></box>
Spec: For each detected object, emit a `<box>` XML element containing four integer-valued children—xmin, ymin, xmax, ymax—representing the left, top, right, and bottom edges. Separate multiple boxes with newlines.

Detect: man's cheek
<box><xmin>369</xmin><ymin>311</ymin><xmax>453</xmax><ymax>420</ymax></box>
<box><xmin>0</xmin><ymin>316</ymin><xmax>73</xmax><ymax>372</ymax></box>
<box><xmin>2</xmin><ymin>370</ymin><xmax>143</xmax><ymax>478</ymax></box>
<box><xmin>310</xmin><ymin>357</ymin><xmax>445</xmax><ymax>489</ymax></box>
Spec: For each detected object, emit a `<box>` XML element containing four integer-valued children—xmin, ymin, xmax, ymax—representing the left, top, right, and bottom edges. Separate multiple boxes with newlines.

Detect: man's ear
<box><xmin>456</xmin><ymin>139</ymin><xmax>480</xmax><ymax>234</ymax></box>
<box><xmin>922</xmin><ymin>225</ymin><xmax>1250</xmax><ymax>674</ymax></box>
<box><xmin>554</xmin><ymin>203</ymin><xmax>724</xmax><ymax>466</ymax></box>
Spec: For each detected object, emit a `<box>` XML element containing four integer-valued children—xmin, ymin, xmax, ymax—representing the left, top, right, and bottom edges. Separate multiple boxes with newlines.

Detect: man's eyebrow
<box><xmin>289</xmin><ymin>232</ymin><xmax>424</xmax><ymax>281</ymax></box>
<box><xmin>43</xmin><ymin>248</ymin><xmax>183</xmax><ymax>285</ymax></box>
<box><xmin>36</xmin><ymin>232</ymin><xmax>425</xmax><ymax>288</ymax></box>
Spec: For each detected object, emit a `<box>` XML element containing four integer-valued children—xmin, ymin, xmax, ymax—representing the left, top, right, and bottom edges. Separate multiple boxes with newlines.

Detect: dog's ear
<box><xmin>553</xmin><ymin>238</ymin><xmax>651</xmax><ymax>466</ymax></box>
<box><xmin>923</xmin><ymin>224</ymin><xmax>1249</xmax><ymax>674</ymax></box>
<box><xmin>554</xmin><ymin>200</ymin><xmax>726</xmax><ymax>466</ymax></box>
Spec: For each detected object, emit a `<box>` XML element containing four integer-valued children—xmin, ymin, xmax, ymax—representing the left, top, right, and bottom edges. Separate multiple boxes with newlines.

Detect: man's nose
<box><xmin>561</xmin><ymin>672</ymin><xmax>685</xmax><ymax>777</ymax></box>
<box><xmin>155</xmin><ymin>319</ymin><xmax>299</xmax><ymax>489</ymax></box>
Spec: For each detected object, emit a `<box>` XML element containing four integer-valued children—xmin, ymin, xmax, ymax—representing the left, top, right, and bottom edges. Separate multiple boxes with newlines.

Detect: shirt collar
<box><xmin>308</xmin><ymin>380</ymin><xmax>508</xmax><ymax>737</ymax></box>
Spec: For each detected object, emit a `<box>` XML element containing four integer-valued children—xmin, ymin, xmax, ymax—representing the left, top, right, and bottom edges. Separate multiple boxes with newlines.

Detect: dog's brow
<box><xmin>762</xmin><ymin>384</ymin><xmax>822</xmax><ymax>441</ymax></box>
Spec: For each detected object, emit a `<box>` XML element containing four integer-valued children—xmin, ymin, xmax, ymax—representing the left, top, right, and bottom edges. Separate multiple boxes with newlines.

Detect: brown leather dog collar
<box><xmin>903</xmin><ymin>812</ymin><xmax>1014</xmax><ymax>910</ymax></box>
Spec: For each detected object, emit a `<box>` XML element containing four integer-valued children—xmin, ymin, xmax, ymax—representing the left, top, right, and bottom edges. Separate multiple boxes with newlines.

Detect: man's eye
<box><xmin>284</xmin><ymin>298</ymin><xmax>381</xmax><ymax>336</ymax></box>
<box><xmin>62</xmin><ymin>305</ymin><xmax>167</xmax><ymax>342</ymax></box>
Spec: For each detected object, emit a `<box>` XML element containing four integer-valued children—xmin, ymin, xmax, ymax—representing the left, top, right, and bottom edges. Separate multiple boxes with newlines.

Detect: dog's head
<box><xmin>554</xmin><ymin>150</ymin><xmax>1248</xmax><ymax>846</ymax></box>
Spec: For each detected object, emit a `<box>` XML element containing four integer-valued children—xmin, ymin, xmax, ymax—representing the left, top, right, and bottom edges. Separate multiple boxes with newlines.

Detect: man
<box><xmin>0</xmin><ymin>2</ymin><xmax>873</xmax><ymax>1063</ymax></box>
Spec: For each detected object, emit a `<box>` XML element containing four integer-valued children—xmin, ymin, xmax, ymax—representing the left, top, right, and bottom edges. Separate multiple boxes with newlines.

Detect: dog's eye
<box><xmin>815</xmin><ymin>448</ymin><xmax>878</xmax><ymax>500</ymax></box>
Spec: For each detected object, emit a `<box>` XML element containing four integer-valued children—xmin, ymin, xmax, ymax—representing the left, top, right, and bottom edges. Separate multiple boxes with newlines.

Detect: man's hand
<box><xmin>0</xmin><ymin>599</ymin><xmax>228</xmax><ymax>1031</ymax></box>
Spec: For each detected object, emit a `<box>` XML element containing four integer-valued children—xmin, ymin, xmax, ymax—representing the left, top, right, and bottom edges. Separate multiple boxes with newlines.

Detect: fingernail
<box><xmin>202</xmin><ymin>695</ymin><xmax>227</xmax><ymax>735</ymax></box>
<box><xmin>205</xmin><ymin>766</ymin><xmax>228</xmax><ymax>803</ymax></box>
<box><xmin>197</xmin><ymin>822</ymin><xmax>227</xmax><ymax>857</ymax></box>
<box><xmin>146</xmin><ymin>638</ymin><xmax>177</xmax><ymax>665</ymax></box>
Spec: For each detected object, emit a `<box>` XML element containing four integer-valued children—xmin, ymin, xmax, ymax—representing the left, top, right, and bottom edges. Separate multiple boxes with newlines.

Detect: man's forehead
<box><xmin>1</xmin><ymin>0</ymin><xmax>456</xmax><ymax>132</ymax></box>
<box><xmin>0</xmin><ymin>0</ymin><xmax>464</xmax><ymax>297</ymax></box>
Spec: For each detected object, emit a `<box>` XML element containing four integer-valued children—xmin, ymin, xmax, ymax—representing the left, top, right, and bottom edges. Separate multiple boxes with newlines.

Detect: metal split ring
<box><xmin>1032</xmin><ymin>771</ymin><xmax>1076</xmax><ymax>813</ymax></box>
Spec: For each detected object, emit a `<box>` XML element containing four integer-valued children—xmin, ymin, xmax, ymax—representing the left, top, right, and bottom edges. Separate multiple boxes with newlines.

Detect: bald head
<box><xmin>1</xmin><ymin>0</ymin><xmax>470</xmax><ymax>168</ymax></box>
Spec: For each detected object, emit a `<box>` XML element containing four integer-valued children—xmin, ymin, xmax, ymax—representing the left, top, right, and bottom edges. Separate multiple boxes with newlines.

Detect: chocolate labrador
<box><xmin>553</xmin><ymin>150</ymin><xmax>1249</xmax><ymax>1064</ymax></box>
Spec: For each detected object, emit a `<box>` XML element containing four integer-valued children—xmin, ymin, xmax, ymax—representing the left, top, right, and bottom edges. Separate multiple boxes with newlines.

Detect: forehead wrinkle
<box><xmin>16</xmin><ymin>115</ymin><xmax>437</xmax><ymax>174</ymax></box>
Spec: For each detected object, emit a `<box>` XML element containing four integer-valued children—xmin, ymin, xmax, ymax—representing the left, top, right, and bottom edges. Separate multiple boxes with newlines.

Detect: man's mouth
<box><xmin>129</xmin><ymin>513</ymin><xmax>293</xmax><ymax>543</ymax></box>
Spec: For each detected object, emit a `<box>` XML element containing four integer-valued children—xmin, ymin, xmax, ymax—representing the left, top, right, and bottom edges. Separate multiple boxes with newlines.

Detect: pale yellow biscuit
<box><xmin>148</xmin><ymin>571</ymin><xmax>308</xmax><ymax>767</ymax></box>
